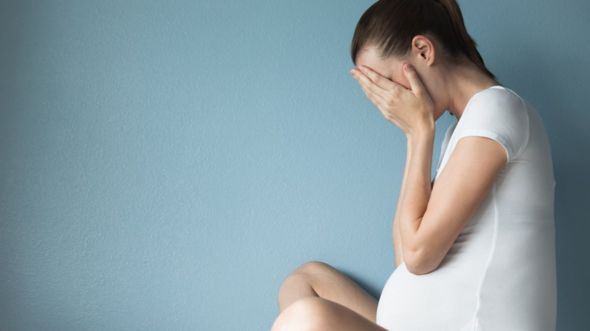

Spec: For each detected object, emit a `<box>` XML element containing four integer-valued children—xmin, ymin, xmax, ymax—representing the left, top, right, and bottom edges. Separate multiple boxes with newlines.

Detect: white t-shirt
<box><xmin>376</xmin><ymin>85</ymin><xmax>557</xmax><ymax>331</ymax></box>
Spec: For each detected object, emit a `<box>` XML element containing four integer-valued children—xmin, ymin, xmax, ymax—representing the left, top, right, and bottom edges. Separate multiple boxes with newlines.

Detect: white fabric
<box><xmin>375</xmin><ymin>85</ymin><xmax>557</xmax><ymax>331</ymax></box>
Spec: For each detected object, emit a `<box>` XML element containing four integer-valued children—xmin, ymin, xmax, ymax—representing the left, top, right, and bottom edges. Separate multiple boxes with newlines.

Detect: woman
<box><xmin>271</xmin><ymin>0</ymin><xmax>557</xmax><ymax>330</ymax></box>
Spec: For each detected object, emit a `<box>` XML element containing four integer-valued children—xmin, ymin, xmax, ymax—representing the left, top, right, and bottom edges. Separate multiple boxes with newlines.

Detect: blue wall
<box><xmin>1</xmin><ymin>1</ymin><xmax>588</xmax><ymax>330</ymax></box>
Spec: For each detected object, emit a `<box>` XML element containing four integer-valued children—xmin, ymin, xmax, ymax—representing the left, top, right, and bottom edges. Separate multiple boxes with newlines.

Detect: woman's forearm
<box><xmin>392</xmin><ymin>141</ymin><xmax>414</xmax><ymax>268</ymax></box>
<box><xmin>397</xmin><ymin>128</ymin><xmax>435</xmax><ymax>263</ymax></box>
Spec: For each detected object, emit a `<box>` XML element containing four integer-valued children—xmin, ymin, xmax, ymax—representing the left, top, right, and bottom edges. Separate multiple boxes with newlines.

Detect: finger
<box><xmin>358</xmin><ymin>65</ymin><xmax>406</xmax><ymax>94</ymax></box>
<box><xmin>353</xmin><ymin>69</ymin><xmax>390</xmax><ymax>106</ymax></box>
<box><xmin>402</xmin><ymin>63</ymin><xmax>426</xmax><ymax>97</ymax></box>
<box><xmin>358</xmin><ymin>83</ymin><xmax>393</xmax><ymax>120</ymax></box>
<box><xmin>353</xmin><ymin>70</ymin><xmax>396</xmax><ymax>121</ymax></box>
<box><xmin>354</xmin><ymin>74</ymin><xmax>400</xmax><ymax>122</ymax></box>
<box><xmin>356</xmin><ymin>78</ymin><xmax>387</xmax><ymax>109</ymax></box>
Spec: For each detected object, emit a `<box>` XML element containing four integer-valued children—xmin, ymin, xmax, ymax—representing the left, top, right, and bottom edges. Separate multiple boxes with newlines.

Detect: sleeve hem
<box><xmin>453</xmin><ymin>129</ymin><xmax>512</xmax><ymax>163</ymax></box>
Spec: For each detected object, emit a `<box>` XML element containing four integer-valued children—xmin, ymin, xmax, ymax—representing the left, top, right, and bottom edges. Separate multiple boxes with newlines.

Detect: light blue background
<box><xmin>1</xmin><ymin>1</ymin><xmax>588</xmax><ymax>330</ymax></box>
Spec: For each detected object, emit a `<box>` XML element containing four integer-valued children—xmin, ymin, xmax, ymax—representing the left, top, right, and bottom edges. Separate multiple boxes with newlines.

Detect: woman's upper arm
<box><xmin>405</xmin><ymin>135</ymin><xmax>508</xmax><ymax>275</ymax></box>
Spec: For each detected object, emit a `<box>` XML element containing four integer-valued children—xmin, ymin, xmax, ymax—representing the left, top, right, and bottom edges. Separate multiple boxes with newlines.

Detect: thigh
<box><xmin>271</xmin><ymin>296</ymin><xmax>388</xmax><ymax>331</ymax></box>
<box><xmin>288</xmin><ymin>261</ymin><xmax>379</xmax><ymax>323</ymax></box>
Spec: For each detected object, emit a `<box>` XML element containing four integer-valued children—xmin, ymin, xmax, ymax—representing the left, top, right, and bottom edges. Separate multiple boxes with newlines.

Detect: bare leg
<box><xmin>271</xmin><ymin>296</ymin><xmax>388</xmax><ymax>331</ymax></box>
<box><xmin>277</xmin><ymin>260</ymin><xmax>378</xmax><ymax>323</ymax></box>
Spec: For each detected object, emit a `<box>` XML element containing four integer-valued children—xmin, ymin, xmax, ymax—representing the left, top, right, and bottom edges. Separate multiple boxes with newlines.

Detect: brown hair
<box><xmin>350</xmin><ymin>0</ymin><xmax>497</xmax><ymax>81</ymax></box>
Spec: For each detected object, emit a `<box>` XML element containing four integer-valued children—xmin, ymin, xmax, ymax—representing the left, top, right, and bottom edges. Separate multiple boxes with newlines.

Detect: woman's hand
<box><xmin>350</xmin><ymin>63</ymin><xmax>435</xmax><ymax>137</ymax></box>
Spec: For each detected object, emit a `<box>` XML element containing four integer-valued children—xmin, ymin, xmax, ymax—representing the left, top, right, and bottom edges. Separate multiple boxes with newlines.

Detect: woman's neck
<box><xmin>443</xmin><ymin>61</ymin><xmax>499</xmax><ymax>120</ymax></box>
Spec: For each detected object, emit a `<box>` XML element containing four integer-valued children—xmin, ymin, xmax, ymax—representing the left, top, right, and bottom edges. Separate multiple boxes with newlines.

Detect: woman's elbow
<box><xmin>405</xmin><ymin>250</ymin><xmax>441</xmax><ymax>275</ymax></box>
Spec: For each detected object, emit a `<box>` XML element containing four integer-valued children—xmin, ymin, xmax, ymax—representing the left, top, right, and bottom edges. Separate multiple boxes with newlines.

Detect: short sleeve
<box><xmin>452</xmin><ymin>88</ymin><xmax>530</xmax><ymax>163</ymax></box>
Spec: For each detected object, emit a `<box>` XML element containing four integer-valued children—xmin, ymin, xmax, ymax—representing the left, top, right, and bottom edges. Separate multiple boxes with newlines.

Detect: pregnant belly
<box><xmin>375</xmin><ymin>261</ymin><xmax>479</xmax><ymax>330</ymax></box>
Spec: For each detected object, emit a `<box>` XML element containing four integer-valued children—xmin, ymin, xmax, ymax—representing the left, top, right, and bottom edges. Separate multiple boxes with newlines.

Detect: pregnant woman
<box><xmin>271</xmin><ymin>1</ymin><xmax>557</xmax><ymax>330</ymax></box>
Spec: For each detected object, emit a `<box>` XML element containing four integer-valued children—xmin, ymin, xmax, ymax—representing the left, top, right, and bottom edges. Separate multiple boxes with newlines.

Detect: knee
<box><xmin>279</xmin><ymin>268</ymin><xmax>307</xmax><ymax>289</ymax></box>
<box><xmin>271</xmin><ymin>297</ymin><xmax>330</xmax><ymax>331</ymax></box>
<box><xmin>294</xmin><ymin>260</ymin><xmax>335</xmax><ymax>275</ymax></box>
<box><xmin>278</xmin><ymin>260</ymin><xmax>332</xmax><ymax>296</ymax></box>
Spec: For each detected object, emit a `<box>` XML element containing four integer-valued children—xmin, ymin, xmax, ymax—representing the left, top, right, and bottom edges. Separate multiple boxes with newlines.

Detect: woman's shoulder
<box><xmin>455</xmin><ymin>85</ymin><xmax>531</xmax><ymax>162</ymax></box>
<box><xmin>462</xmin><ymin>85</ymin><xmax>530</xmax><ymax>131</ymax></box>
<box><xmin>467</xmin><ymin>85</ymin><xmax>526</xmax><ymax>114</ymax></box>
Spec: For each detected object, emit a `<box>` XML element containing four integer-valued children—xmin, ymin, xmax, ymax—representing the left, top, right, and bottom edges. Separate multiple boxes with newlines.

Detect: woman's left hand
<box><xmin>351</xmin><ymin>63</ymin><xmax>435</xmax><ymax>137</ymax></box>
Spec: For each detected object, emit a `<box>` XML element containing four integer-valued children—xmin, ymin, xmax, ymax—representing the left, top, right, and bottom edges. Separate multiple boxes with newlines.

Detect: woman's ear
<box><xmin>411</xmin><ymin>35</ymin><xmax>436</xmax><ymax>66</ymax></box>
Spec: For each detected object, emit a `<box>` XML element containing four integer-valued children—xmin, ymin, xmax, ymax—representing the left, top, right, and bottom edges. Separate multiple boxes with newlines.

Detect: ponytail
<box><xmin>351</xmin><ymin>0</ymin><xmax>497</xmax><ymax>81</ymax></box>
<box><xmin>435</xmin><ymin>0</ymin><xmax>497</xmax><ymax>81</ymax></box>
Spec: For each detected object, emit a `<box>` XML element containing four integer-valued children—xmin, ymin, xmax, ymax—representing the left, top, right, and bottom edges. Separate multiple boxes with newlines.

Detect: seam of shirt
<box><xmin>471</xmin><ymin>184</ymin><xmax>500</xmax><ymax>331</ymax></box>
<box><xmin>504</xmin><ymin>88</ymin><xmax>531</xmax><ymax>161</ymax></box>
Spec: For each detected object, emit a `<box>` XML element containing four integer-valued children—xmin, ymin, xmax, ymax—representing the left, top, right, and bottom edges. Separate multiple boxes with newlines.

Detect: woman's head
<box><xmin>350</xmin><ymin>0</ymin><xmax>498</xmax><ymax>119</ymax></box>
